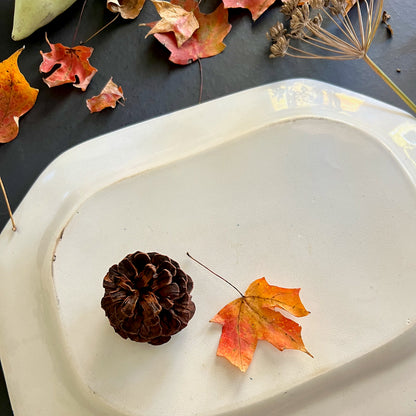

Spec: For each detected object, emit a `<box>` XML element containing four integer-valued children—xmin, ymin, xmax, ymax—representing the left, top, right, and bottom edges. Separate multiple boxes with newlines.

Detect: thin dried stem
<box><xmin>307</xmin><ymin>24</ymin><xmax>359</xmax><ymax>55</ymax></box>
<box><xmin>287</xmin><ymin>42</ymin><xmax>352</xmax><ymax>60</ymax></box>
<box><xmin>342</xmin><ymin>12</ymin><xmax>361</xmax><ymax>48</ymax></box>
<box><xmin>197</xmin><ymin>58</ymin><xmax>203</xmax><ymax>103</ymax></box>
<box><xmin>186</xmin><ymin>252</ymin><xmax>245</xmax><ymax>297</ymax></box>
<box><xmin>367</xmin><ymin>1</ymin><xmax>377</xmax><ymax>44</ymax></box>
<box><xmin>0</xmin><ymin>177</ymin><xmax>17</xmax><ymax>231</ymax></box>
<box><xmin>320</xmin><ymin>6</ymin><xmax>359</xmax><ymax>48</ymax></box>
<box><xmin>365</xmin><ymin>0</ymin><xmax>374</xmax><ymax>40</ymax></box>
<box><xmin>287</xmin><ymin>44</ymin><xmax>326</xmax><ymax>57</ymax></box>
<box><xmin>72</xmin><ymin>0</ymin><xmax>88</xmax><ymax>46</ymax></box>
<box><xmin>80</xmin><ymin>13</ymin><xmax>119</xmax><ymax>44</ymax></box>
<box><xmin>368</xmin><ymin>0</ymin><xmax>384</xmax><ymax>45</ymax></box>
<box><xmin>298</xmin><ymin>34</ymin><xmax>356</xmax><ymax>57</ymax></box>
<box><xmin>363</xmin><ymin>55</ymin><xmax>416</xmax><ymax>114</ymax></box>
<box><xmin>287</xmin><ymin>48</ymin><xmax>353</xmax><ymax>60</ymax></box>
<box><xmin>355</xmin><ymin>0</ymin><xmax>366</xmax><ymax>47</ymax></box>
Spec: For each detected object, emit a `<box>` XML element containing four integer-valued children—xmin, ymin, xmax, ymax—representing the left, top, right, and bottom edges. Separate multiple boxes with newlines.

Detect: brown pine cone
<box><xmin>101</xmin><ymin>251</ymin><xmax>195</xmax><ymax>345</ymax></box>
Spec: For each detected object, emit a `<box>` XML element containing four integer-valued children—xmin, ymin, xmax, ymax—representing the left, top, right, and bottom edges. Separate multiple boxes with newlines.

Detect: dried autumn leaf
<box><xmin>144</xmin><ymin>0</ymin><xmax>199</xmax><ymax>48</ymax></box>
<box><xmin>39</xmin><ymin>35</ymin><xmax>97</xmax><ymax>91</ymax></box>
<box><xmin>107</xmin><ymin>0</ymin><xmax>146</xmax><ymax>19</ymax></box>
<box><xmin>0</xmin><ymin>48</ymin><xmax>38</xmax><ymax>143</ymax></box>
<box><xmin>223</xmin><ymin>0</ymin><xmax>274</xmax><ymax>20</ymax></box>
<box><xmin>86</xmin><ymin>78</ymin><xmax>124</xmax><ymax>113</ymax></box>
<box><xmin>143</xmin><ymin>0</ymin><xmax>231</xmax><ymax>65</ymax></box>
<box><xmin>211</xmin><ymin>277</ymin><xmax>311</xmax><ymax>372</ymax></box>
<box><xmin>382</xmin><ymin>10</ymin><xmax>393</xmax><ymax>36</ymax></box>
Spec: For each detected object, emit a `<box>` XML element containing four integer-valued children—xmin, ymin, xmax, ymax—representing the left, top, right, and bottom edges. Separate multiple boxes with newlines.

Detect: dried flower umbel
<box><xmin>268</xmin><ymin>0</ymin><xmax>416</xmax><ymax>115</ymax></box>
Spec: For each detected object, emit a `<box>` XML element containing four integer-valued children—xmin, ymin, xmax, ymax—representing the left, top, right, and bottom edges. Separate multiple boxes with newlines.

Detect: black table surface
<box><xmin>0</xmin><ymin>0</ymin><xmax>415</xmax><ymax>413</ymax></box>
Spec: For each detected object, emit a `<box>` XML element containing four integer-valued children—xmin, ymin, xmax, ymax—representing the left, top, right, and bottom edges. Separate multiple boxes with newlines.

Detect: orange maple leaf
<box><xmin>0</xmin><ymin>48</ymin><xmax>38</xmax><ymax>143</ymax></box>
<box><xmin>211</xmin><ymin>277</ymin><xmax>312</xmax><ymax>372</ymax></box>
<box><xmin>39</xmin><ymin>35</ymin><xmax>97</xmax><ymax>91</ymax></box>
<box><xmin>86</xmin><ymin>78</ymin><xmax>124</xmax><ymax>113</ymax></box>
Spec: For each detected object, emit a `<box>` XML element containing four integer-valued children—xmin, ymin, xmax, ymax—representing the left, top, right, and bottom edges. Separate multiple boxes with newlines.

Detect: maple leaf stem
<box><xmin>80</xmin><ymin>13</ymin><xmax>120</xmax><ymax>45</ymax></box>
<box><xmin>186</xmin><ymin>252</ymin><xmax>244</xmax><ymax>297</ymax></box>
<box><xmin>197</xmin><ymin>58</ymin><xmax>203</xmax><ymax>103</ymax></box>
<box><xmin>0</xmin><ymin>176</ymin><xmax>17</xmax><ymax>232</ymax></box>
<box><xmin>72</xmin><ymin>0</ymin><xmax>88</xmax><ymax>47</ymax></box>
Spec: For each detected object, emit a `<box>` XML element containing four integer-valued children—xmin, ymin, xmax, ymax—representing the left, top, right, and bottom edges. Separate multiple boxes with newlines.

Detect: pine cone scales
<box><xmin>101</xmin><ymin>251</ymin><xmax>195</xmax><ymax>345</ymax></box>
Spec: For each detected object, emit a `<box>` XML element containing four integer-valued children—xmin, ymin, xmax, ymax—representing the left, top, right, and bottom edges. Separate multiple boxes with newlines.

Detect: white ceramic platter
<box><xmin>1</xmin><ymin>79</ymin><xmax>416</xmax><ymax>416</ymax></box>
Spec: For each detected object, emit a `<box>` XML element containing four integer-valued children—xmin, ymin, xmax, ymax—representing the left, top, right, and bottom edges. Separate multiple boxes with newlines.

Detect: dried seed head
<box><xmin>329</xmin><ymin>0</ymin><xmax>347</xmax><ymax>15</ymax></box>
<box><xmin>309</xmin><ymin>0</ymin><xmax>325</xmax><ymax>8</ymax></box>
<box><xmin>311</xmin><ymin>12</ymin><xmax>323</xmax><ymax>28</ymax></box>
<box><xmin>269</xmin><ymin>36</ymin><xmax>290</xmax><ymax>58</ymax></box>
<box><xmin>267</xmin><ymin>21</ymin><xmax>287</xmax><ymax>41</ymax></box>
<box><xmin>290</xmin><ymin>4</ymin><xmax>310</xmax><ymax>38</ymax></box>
<box><xmin>281</xmin><ymin>0</ymin><xmax>299</xmax><ymax>18</ymax></box>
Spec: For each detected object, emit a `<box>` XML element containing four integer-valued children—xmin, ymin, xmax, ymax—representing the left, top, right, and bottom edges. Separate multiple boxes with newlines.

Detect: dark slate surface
<box><xmin>0</xmin><ymin>0</ymin><xmax>415</xmax><ymax>413</ymax></box>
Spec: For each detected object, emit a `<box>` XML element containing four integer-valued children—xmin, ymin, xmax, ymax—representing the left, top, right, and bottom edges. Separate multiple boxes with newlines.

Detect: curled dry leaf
<box><xmin>211</xmin><ymin>277</ymin><xmax>311</xmax><ymax>372</ymax></box>
<box><xmin>143</xmin><ymin>0</ymin><xmax>199</xmax><ymax>48</ymax></box>
<box><xmin>0</xmin><ymin>48</ymin><xmax>38</xmax><ymax>143</ymax></box>
<box><xmin>107</xmin><ymin>0</ymin><xmax>146</xmax><ymax>19</ymax></box>
<box><xmin>382</xmin><ymin>10</ymin><xmax>393</xmax><ymax>36</ymax></box>
<box><xmin>143</xmin><ymin>0</ymin><xmax>231</xmax><ymax>65</ymax></box>
<box><xmin>39</xmin><ymin>34</ymin><xmax>97</xmax><ymax>91</ymax></box>
<box><xmin>86</xmin><ymin>78</ymin><xmax>124</xmax><ymax>113</ymax></box>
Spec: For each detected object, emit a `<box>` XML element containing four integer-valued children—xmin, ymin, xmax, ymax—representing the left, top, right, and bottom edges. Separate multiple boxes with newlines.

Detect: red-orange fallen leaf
<box><xmin>39</xmin><ymin>35</ymin><xmax>97</xmax><ymax>91</ymax></box>
<box><xmin>86</xmin><ymin>78</ymin><xmax>124</xmax><ymax>113</ymax></box>
<box><xmin>0</xmin><ymin>48</ymin><xmax>38</xmax><ymax>143</ymax></box>
<box><xmin>223</xmin><ymin>0</ymin><xmax>274</xmax><ymax>20</ymax></box>
<box><xmin>143</xmin><ymin>0</ymin><xmax>231</xmax><ymax>65</ymax></box>
<box><xmin>143</xmin><ymin>0</ymin><xmax>199</xmax><ymax>48</ymax></box>
<box><xmin>211</xmin><ymin>277</ymin><xmax>311</xmax><ymax>372</ymax></box>
<box><xmin>107</xmin><ymin>0</ymin><xmax>146</xmax><ymax>19</ymax></box>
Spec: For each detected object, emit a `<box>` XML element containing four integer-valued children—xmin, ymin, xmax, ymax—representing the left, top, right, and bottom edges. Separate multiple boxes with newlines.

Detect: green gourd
<box><xmin>12</xmin><ymin>0</ymin><xmax>78</xmax><ymax>40</ymax></box>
